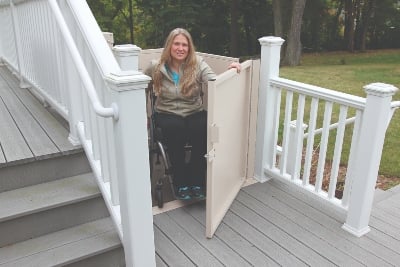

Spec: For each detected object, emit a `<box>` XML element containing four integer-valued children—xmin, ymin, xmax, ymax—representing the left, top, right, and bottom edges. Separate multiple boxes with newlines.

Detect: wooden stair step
<box><xmin>0</xmin><ymin>218</ymin><xmax>123</xmax><ymax>266</ymax></box>
<box><xmin>0</xmin><ymin>173</ymin><xmax>109</xmax><ymax>247</ymax></box>
<box><xmin>0</xmin><ymin>151</ymin><xmax>91</xmax><ymax>193</ymax></box>
<box><xmin>0</xmin><ymin>173</ymin><xmax>100</xmax><ymax>222</ymax></box>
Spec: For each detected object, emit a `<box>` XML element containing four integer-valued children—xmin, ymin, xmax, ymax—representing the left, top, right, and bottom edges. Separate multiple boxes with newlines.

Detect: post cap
<box><xmin>363</xmin><ymin>83</ymin><xmax>398</xmax><ymax>97</ymax></box>
<box><xmin>113</xmin><ymin>44</ymin><xmax>142</xmax><ymax>56</ymax></box>
<box><xmin>258</xmin><ymin>36</ymin><xmax>285</xmax><ymax>46</ymax></box>
<box><xmin>106</xmin><ymin>71</ymin><xmax>151</xmax><ymax>92</ymax></box>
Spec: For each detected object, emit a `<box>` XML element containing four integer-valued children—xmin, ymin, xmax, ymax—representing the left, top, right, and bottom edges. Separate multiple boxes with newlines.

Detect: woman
<box><xmin>145</xmin><ymin>28</ymin><xmax>240</xmax><ymax>200</ymax></box>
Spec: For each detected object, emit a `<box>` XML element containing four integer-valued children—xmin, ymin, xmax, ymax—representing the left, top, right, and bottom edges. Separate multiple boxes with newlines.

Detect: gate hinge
<box><xmin>209</xmin><ymin>123</ymin><xmax>219</xmax><ymax>143</ymax></box>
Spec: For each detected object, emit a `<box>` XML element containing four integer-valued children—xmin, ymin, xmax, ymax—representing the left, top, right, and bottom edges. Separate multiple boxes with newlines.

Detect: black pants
<box><xmin>155</xmin><ymin>111</ymin><xmax>207</xmax><ymax>188</ymax></box>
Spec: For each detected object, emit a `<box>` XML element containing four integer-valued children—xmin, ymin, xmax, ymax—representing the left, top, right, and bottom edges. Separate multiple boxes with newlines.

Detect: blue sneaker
<box><xmin>176</xmin><ymin>186</ymin><xmax>191</xmax><ymax>200</ymax></box>
<box><xmin>190</xmin><ymin>186</ymin><xmax>205</xmax><ymax>199</ymax></box>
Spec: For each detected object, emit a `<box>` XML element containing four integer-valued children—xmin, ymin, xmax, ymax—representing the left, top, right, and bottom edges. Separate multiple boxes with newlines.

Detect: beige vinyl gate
<box><xmin>205</xmin><ymin>60</ymin><xmax>259</xmax><ymax>238</ymax></box>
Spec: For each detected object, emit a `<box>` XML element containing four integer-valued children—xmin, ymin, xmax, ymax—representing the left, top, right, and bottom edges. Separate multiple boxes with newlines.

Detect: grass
<box><xmin>279</xmin><ymin>49</ymin><xmax>400</xmax><ymax>185</ymax></box>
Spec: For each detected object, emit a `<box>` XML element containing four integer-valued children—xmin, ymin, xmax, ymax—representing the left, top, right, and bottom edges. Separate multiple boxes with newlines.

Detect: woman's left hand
<box><xmin>228</xmin><ymin>62</ymin><xmax>241</xmax><ymax>73</ymax></box>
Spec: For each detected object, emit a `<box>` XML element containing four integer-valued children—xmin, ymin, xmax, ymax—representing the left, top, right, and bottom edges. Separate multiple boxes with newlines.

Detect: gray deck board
<box><xmin>224</xmin><ymin>209</ymin><xmax>306</xmax><ymax>267</ymax></box>
<box><xmin>155</xmin><ymin>254</ymin><xmax>168</xmax><ymax>267</ymax></box>
<box><xmin>184</xmin><ymin>204</ymin><xmax>279</xmax><ymax>267</ymax></box>
<box><xmin>242</xmin><ymin>182</ymin><xmax>393</xmax><ymax>267</ymax></box>
<box><xmin>0</xmin><ymin>66</ymin><xmax>80</xmax><ymax>167</ymax></box>
<box><xmin>376</xmin><ymin>193</ymin><xmax>400</xmax><ymax>212</ymax></box>
<box><xmin>363</xmin><ymin>229</ymin><xmax>400</xmax><ymax>260</ymax></box>
<box><xmin>388</xmin><ymin>185</ymin><xmax>400</xmax><ymax>194</ymax></box>
<box><xmin>230</xmin><ymin>197</ymin><xmax>334</xmax><ymax>266</ymax></box>
<box><xmin>370</xmin><ymin>215</ymin><xmax>400</xmax><ymax>239</ymax></box>
<box><xmin>167</xmin><ymin>206</ymin><xmax>251</xmax><ymax>267</ymax></box>
<box><xmin>0</xmin><ymin>68</ymin><xmax>76</xmax><ymax>154</ymax></box>
<box><xmin>0</xmin><ymin>93</ymin><xmax>34</xmax><ymax>163</ymax></box>
<box><xmin>234</xmin><ymin>193</ymin><xmax>353</xmax><ymax>266</ymax></box>
<box><xmin>0</xmin><ymin>91</ymin><xmax>59</xmax><ymax>159</ymax></box>
<box><xmin>155</xmin><ymin>180</ymin><xmax>400</xmax><ymax>266</ymax></box>
<box><xmin>263</xmin><ymin>180</ymin><xmax>399</xmax><ymax>265</ymax></box>
<box><xmin>153</xmin><ymin>212</ymin><xmax>223</xmax><ymax>267</ymax></box>
<box><xmin>0</xmin><ymin>69</ymin><xmax>59</xmax><ymax>160</ymax></box>
<box><xmin>154</xmin><ymin>226</ymin><xmax>195</xmax><ymax>267</ymax></box>
<box><xmin>372</xmin><ymin>207</ymin><xmax>400</xmax><ymax>228</ymax></box>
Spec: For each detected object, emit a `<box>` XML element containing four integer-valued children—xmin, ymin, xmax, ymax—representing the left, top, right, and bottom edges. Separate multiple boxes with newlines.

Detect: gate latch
<box><xmin>204</xmin><ymin>148</ymin><xmax>216</xmax><ymax>162</ymax></box>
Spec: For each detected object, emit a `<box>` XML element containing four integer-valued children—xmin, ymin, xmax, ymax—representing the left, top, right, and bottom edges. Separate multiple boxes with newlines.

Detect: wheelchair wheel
<box><xmin>155</xmin><ymin>189</ymin><xmax>163</xmax><ymax>208</ymax></box>
<box><xmin>155</xmin><ymin>182</ymin><xmax>164</xmax><ymax>208</ymax></box>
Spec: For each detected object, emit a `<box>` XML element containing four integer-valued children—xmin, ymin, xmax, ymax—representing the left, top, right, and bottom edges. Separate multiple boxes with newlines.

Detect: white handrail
<box><xmin>389</xmin><ymin>100</ymin><xmax>400</xmax><ymax>126</ymax></box>
<box><xmin>47</xmin><ymin>0</ymin><xmax>118</xmax><ymax>120</ymax></box>
<box><xmin>391</xmin><ymin>100</ymin><xmax>400</xmax><ymax>109</ymax></box>
<box><xmin>271</xmin><ymin>77</ymin><xmax>366</xmax><ymax>109</ymax></box>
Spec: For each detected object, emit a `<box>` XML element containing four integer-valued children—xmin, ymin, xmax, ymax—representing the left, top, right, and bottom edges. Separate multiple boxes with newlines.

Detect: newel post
<box><xmin>342</xmin><ymin>82</ymin><xmax>398</xmax><ymax>237</ymax></box>
<box><xmin>254</xmin><ymin>36</ymin><xmax>285</xmax><ymax>182</ymax></box>
<box><xmin>105</xmin><ymin>71</ymin><xmax>155</xmax><ymax>267</ymax></box>
<box><xmin>113</xmin><ymin>44</ymin><xmax>141</xmax><ymax>71</ymax></box>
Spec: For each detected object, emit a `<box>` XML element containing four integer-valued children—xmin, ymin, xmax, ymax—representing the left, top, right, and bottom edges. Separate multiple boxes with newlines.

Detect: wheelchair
<box><xmin>147</xmin><ymin>90</ymin><xmax>194</xmax><ymax>208</ymax></box>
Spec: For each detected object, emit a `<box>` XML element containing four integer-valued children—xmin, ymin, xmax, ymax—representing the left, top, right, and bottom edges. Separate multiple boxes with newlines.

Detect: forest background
<box><xmin>88</xmin><ymin>0</ymin><xmax>400</xmax><ymax>188</ymax></box>
<box><xmin>87</xmin><ymin>0</ymin><xmax>400</xmax><ymax>65</ymax></box>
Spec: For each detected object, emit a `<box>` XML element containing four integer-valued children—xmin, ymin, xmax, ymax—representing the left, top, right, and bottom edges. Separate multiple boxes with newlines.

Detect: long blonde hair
<box><xmin>152</xmin><ymin>28</ymin><xmax>198</xmax><ymax>97</ymax></box>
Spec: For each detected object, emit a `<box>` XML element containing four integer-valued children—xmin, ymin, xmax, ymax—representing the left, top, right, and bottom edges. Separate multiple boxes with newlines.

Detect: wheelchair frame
<box><xmin>148</xmin><ymin>89</ymin><xmax>175</xmax><ymax>208</ymax></box>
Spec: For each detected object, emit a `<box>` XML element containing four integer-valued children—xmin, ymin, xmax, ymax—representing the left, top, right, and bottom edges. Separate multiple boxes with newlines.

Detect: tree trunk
<box><xmin>282</xmin><ymin>0</ymin><xmax>307</xmax><ymax>66</ymax></box>
<box><xmin>344</xmin><ymin>0</ymin><xmax>355</xmax><ymax>52</ymax></box>
<box><xmin>330</xmin><ymin>0</ymin><xmax>344</xmax><ymax>44</ymax></box>
<box><xmin>354</xmin><ymin>0</ymin><xmax>362</xmax><ymax>49</ymax></box>
<box><xmin>358</xmin><ymin>0</ymin><xmax>376</xmax><ymax>50</ymax></box>
<box><xmin>272</xmin><ymin>0</ymin><xmax>283</xmax><ymax>37</ymax></box>
<box><xmin>230</xmin><ymin>0</ymin><xmax>239</xmax><ymax>57</ymax></box>
<box><xmin>128</xmin><ymin>0</ymin><xmax>134</xmax><ymax>44</ymax></box>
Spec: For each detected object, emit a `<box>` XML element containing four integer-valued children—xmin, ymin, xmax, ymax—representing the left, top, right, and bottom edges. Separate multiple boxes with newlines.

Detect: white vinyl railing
<box><xmin>0</xmin><ymin>0</ymin><xmax>155</xmax><ymax>266</ymax></box>
<box><xmin>255</xmin><ymin>37</ymin><xmax>399</xmax><ymax>237</ymax></box>
<box><xmin>268</xmin><ymin>77</ymin><xmax>366</xmax><ymax>207</ymax></box>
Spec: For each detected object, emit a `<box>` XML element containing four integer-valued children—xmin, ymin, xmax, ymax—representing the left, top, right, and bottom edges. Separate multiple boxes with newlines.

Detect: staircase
<box><xmin>0</xmin><ymin>66</ymin><xmax>125</xmax><ymax>266</ymax></box>
<box><xmin>0</xmin><ymin>151</ymin><xmax>125</xmax><ymax>267</ymax></box>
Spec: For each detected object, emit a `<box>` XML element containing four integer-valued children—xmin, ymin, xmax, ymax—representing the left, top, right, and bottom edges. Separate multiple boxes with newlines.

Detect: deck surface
<box><xmin>0</xmin><ymin>65</ymin><xmax>80</xmax><ymax>167</ymax></box>
<box><xmin>1</xmin><ymin>64</ymin><xmax>399</xmax><ymax>267</ymax></box>
<box><xmin>154</xmin><ymin>180</ymin><xmax>400</xmax><ymax>266</ymax></box>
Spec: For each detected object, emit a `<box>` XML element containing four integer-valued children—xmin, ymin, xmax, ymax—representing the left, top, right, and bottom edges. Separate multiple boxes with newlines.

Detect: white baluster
<box><xmin>315</xmin><ymin>101</ymin><xmax>332</xmax><ymax>192</ymax></box>
<box><xmin>280</xmin><ymin>91</ymin><xmax>293</xmax><ymax>175</ymax></box>
<box><xmin>327</xmin><ymin>105</ymin><xmax>348</xmax><ymax>199</ymax></box>
<box><xmin>287</xmin><ymin>119</ymin><xmax>308</xmax><ymax>180</ymax></box>
<box><xmin>303</xmin><ymin>97</ymin><xmax>319</xmax><ymax>185</ymax></box>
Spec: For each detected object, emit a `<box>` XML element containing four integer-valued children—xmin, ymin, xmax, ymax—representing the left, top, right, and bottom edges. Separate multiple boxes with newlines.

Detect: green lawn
<box><xmin>279</xmin><ymin>49</ymin><xmax>400</xmax><ymax>185</ymax></box>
